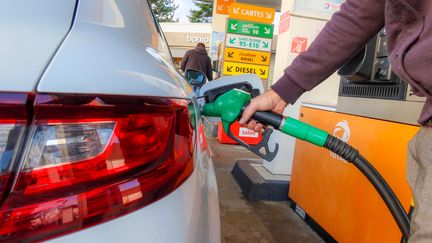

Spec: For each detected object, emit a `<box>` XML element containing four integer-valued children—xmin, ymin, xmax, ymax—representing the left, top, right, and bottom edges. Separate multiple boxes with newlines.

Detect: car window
<box><xmin>144</xmin><ymin>0</ymin><xmax>173</xmax><ymax>62</ymax></box>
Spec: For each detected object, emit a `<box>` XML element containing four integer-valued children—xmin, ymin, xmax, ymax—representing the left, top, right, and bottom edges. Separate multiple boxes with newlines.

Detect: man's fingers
<box><xmin>239</xmin><ymin>103</ymin><xmax>256</xmax><ymax>124</ymax></box>
<box><xmin>254</xmin><ymin>123</ymin><xmax>263</xmax><ymax>132</ymax></box>
<box><xmin>246</xmin><ymin>119</ymin><xmax>257</xmax><ymax>130</ymax></box>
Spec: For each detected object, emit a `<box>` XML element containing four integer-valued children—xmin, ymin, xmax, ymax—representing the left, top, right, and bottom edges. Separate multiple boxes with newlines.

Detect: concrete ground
<box><xmin>209</xmin><ymin>136</ymin><xmax>324</xmax><ymax>243</ymax></box>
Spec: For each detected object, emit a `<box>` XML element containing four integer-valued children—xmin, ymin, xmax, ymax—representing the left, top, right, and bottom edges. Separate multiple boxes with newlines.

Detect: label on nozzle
<box><xmin>239</xmin><ymin>127</ymin><xmax>259</xmax><ymax>138</ymax></box>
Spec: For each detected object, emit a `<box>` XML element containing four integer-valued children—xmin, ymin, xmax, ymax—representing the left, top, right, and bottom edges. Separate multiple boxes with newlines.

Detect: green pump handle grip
<box><xmin>244</xmin><ymin>107</ymin><xmax>329</xmax><ymax>147</ymax></box>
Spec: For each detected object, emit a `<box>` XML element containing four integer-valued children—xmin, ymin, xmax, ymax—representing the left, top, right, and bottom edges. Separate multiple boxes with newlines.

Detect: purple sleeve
<box><xmin>271</xmin><ymin>0</ymin><xmax>385</xmax><ymax>104</ymax></box>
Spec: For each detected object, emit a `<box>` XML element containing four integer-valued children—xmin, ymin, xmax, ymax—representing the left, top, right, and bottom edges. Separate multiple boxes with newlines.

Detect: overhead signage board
<box><xmin>216</xmin><ymin>0</ymin><xmax>235</xmax><ymax>15</ymax></box>
<box><xmin>225</xmin><ymin>33</ymin><xmax>271</xmax><ymax>52</ymax></box>
<box><xmin>224</xmin><ymin>47</ymin><xmax>271</xmax><ymax>66</ymax></box>
<box><xmin>227</xmin><ymin>19</ymin><xmax>274</xmax><ymax>39</ymax></box>
<box><xmin>223</xmin><ymin>61</ymin><xmax>269</xmax><ymax>79</ymax></box>
<box><xmin>293</xmin><ymin>0</ymin><xmax>342</xmax><ymax>19</ymax></box>
<box><xmin>229</xmin><ymin>3</ymin><xmax>275</xmax><ymax>24</ymax></box>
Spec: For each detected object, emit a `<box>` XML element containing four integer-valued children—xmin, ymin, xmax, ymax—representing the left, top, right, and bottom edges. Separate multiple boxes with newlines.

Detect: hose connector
<box><xmin>324</xmin><ymin>135</ymin><xmax>359</xmax><ymax>162</ymax></box>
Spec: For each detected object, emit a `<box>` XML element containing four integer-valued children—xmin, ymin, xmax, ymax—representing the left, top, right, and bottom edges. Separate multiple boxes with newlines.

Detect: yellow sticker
<box><xmin>223</xmin><ymin>61</ymin><xmax>269</xmax><ymax>79</ymax></box>
<box><xmin>224</xmin><ymin>47</ymin><xmax>271</xmax><ymax>66</ymax></box>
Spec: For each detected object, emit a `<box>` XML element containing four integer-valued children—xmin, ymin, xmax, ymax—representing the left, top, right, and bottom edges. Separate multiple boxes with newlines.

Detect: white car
<box><xmin>0</xmin><ymin>1</ymin><xmax>224</xmax><ymax>242</ymax></box>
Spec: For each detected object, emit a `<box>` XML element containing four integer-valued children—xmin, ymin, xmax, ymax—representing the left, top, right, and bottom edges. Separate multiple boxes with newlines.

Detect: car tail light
<box><xmin>0</xmin><ymin>123</ymin><xmax>24</xmax><ymax>200</ymax></box>
<box><xmin>0</xmin><ymin>93</ymin><xmax>32</xmax><ymax>203</ymax></box>
<box><xmin>0</xmin><ymin>94</ymin><xmax>195</xmax><ymax>242</ymax></box>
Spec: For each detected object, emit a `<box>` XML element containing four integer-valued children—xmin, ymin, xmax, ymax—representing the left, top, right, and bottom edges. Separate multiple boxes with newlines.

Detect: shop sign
<box><xmin>229</xmin><ymin>3</ymin><xmax>275</xmax><ymax>24</ymax></box>
<box><xmin>223</xmin><ymin>61</ymin><xmax>269</xmax><ymax>79</ymax></box>
<box><xmin>227</xmin><ymin>19</ymin><xmax>274</xmax><ymax>39</ymax></box>
<box><xmin>224</xmin><ymin>47</ymin><xmax>271</xmax><ymax>66</ymax></box>
<box><xmin>163</xmin><ymin>32</ymin><xmax>211</xmax><ymax>47</ymax></box>
<box><xmin>216</xmin><ymin>0</ymin><xmax>235</xmax><ymax>15</ymax></box>
<box><xmin>225</xmin><ymin>33</ymin><xmax>271</xmax><ymax>52</ymax></box>
<box><xmin>186</xmin><ymin>35</ymin><xmax>210</xmax><ymax>44</ymax></box>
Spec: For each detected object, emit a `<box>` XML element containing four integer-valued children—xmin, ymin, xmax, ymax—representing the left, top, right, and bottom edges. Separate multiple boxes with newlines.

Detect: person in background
<box><xmin>181</xmin><ymin>42</ymin><xmax>213</xmax><ymax>81</ymax></box>
<box><xmin>239</xmin><ymin>1</ymin><xmax>432</xmax><ymax>242</ymax></box>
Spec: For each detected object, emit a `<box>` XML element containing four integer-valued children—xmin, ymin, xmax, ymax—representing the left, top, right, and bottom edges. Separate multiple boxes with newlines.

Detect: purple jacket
<box><xmin>272</xmin><ymin>0</ymin><xmax>432</xmax><ymax>124</ymax></box>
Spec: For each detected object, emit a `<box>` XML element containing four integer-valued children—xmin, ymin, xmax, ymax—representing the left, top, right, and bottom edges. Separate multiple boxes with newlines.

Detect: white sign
<box><xmin>225</xmin><ymin>33</ymin><xmax>271</xmax><ymax>52</ymax></box>
<box><xmin>239</xmin><ymin>127</ymin><xmax>259</xmax><ymax>138</ymax></box>
<box><xmin>186</xmin><ymin>35</ymin><xmax>210</xmax><ymax>44</ymax></box>
<box><xmin>293</xmin><ymin>0</ymin><xmax>343</xmax><ymax>18</ymax></box>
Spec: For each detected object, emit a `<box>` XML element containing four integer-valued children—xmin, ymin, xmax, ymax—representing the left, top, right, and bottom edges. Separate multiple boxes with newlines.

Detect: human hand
<box><xmin>239</xmin><ymin>89</ymin><xmax>287</xmax><ymax>133</ymax></box>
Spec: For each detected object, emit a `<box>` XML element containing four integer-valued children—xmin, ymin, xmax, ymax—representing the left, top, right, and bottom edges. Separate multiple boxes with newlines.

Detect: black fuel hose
<box><xmin>325</xmin><ymin>135</ymin><xmax>410</xmax><ymax>241</ymax></box>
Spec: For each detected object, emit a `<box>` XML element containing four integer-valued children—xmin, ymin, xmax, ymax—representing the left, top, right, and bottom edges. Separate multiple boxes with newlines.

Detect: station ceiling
<box><xmin>236</xmin><ymin>0</ymin><xmax>281</xmax><ymax>11</ymax></box>
<box><xmin>202</xmin><ymin>0</ymin><xmax>282</xmax><ymax>12</ymax></box>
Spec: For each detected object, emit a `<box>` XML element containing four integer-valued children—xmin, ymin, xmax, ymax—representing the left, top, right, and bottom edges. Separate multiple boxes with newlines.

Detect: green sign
<box><xmin>227</xmin><ymin>19</ymin><xmax>274</xmax><ymax>39</ymax></box>
<box><xmin>226</xmin><ymin>33</ymin><xmax>271</xmax><ymax>52</ymax></box>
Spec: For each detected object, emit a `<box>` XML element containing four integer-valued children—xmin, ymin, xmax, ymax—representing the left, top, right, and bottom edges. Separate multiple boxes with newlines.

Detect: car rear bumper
<box><xmin>49</xmin><ymin>160</ymin><xmax>220</xmax><ymax>243</ymax></box>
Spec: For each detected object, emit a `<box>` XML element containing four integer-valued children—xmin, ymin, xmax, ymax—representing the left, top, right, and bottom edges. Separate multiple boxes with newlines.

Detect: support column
<box><xmin>264</xmin><ymin>0</ymin><xmax>341</xmax><ymax>176</ymax></box>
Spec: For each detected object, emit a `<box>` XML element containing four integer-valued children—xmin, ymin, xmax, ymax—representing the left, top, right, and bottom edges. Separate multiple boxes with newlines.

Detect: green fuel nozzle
<box><xmin>203</xmin><ymin>89</ymin><xmax>252</xmax><ymax>132</ymax></box>
<box><xmin>202</xmin><ymin>89</ymin><xmax>329</xmax><ymax>148</ymax></box>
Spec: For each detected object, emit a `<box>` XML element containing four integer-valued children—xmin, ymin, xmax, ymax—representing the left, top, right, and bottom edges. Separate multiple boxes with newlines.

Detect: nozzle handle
<box><xmin>241</xmin><ymin>105</ymin><xmax>328</xmax><ymax>147</ymax></box>
<box><xmin>241</xmin><ymin>106</ymin><xmax>284</xmax><ymax>128</ymax></box>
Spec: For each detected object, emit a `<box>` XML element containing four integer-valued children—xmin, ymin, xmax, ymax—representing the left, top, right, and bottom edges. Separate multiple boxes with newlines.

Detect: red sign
<box><xmin>291</xmin><ymin>37</ymin><xmax>308</xmax><ymax>53</ymax></box>
<box><xmin>216</xmin><ymin>0</ymin><xmax>235</xmax><ymax>15</ymax></box>
<box><xmin>279</xmin><ymin>11</ymin><xmax>291</xmax><ymax>34</ymax></box>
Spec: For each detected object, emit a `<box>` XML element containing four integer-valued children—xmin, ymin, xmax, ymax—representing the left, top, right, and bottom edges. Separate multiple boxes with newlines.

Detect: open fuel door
<box><xmin>199</xmin><ymin>74</ymin><xmax>264</xmax><ymax>123</ymax></box>
<box><xmin>198</xmin><ymin>74</ymin><xmax>264</xmax><ymax>103</ymax></box>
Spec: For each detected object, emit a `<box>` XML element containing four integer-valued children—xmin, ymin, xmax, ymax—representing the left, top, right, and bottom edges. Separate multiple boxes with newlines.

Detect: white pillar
<box><xmin>263</xmin><ymin>0</ymin><xmax>341</xmax><ymax>175</ymax></box>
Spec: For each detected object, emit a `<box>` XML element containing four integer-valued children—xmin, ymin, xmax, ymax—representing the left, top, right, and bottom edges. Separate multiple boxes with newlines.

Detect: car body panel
<box><xmin>0</xmin><ymin>0</ymin><xmax>76</xmax><ymax>92</ymax></box>
<box><xmin>37</xmin><ymin>0</ymin><xmax>190</xmax><ymax>98</ymax></box>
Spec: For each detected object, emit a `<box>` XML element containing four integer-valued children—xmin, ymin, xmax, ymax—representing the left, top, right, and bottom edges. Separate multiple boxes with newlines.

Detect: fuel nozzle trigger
<box><xmin>225</xmin><ymin>122</ymin><xmax>279</xmax><ymax>161</ymax></box>
<box><xmin>203</xmin><ymin>88</ymin><xmax>279</xmax><ymax>161</ymax></box>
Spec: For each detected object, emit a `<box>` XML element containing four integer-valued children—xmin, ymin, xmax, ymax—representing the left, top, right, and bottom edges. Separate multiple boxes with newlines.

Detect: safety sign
<box><xmin>227</xmin><ymin>19</ymin><xmax>274</xmax><ymax>39</ymax></box>
<box><xmin>223</xmin><ymin>61</ymin><xmax>269</xmax><ymax>79</ymax></box>
<box><xmin>291</xmin><ymin>37</ymin><xmax>308</xmax><ymax>53</ymax></box>
<box><xmin>225</xmin><ymin>33</ymin><xmax>271</xmax><ymax>52</ymax></box>
<box><xmin>224</xmin><ymin>47</ymin><xmax>271</xmax><ymax>66</ymax></box>
<box><xmin>279</xmin><ymin>11</ymin><xmax>291</xmax><ymax>34</ymax></box>
<box><xmin>216</xmin><ymin>0</ymin><xmax>235</xmax><ymax>15</ymax></box>
<box><xmin>229</xmin><ymin>3</ymin><xmax>275</xmax><ymax>24</ymax></box>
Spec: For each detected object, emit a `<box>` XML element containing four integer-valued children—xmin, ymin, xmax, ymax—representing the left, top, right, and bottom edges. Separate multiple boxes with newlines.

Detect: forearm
<box><xmin>272</xmin><ymin>0</ymin><xmax>385</xmax><ymax>104</ymax></box>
